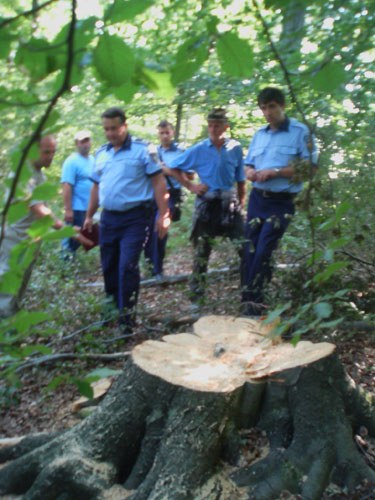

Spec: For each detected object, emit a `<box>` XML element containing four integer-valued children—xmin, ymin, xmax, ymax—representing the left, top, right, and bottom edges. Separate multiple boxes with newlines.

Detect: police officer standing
<box><xmin>83</xmin><ymin>107</ymin><xmax>170</xmax><ymax>331</ymax></box>
<box><xmin>144</xmin><ymin>120</ymin><xmax>185</xmax><ymax>279</ymax></box>
<box><xmin>242</xmin><ymin>87</ymin><xmax>318</xmax><ymax>316</ymax></box>
<box><xmin>170</xmin><ymin>108</ymin><xmax>246</xmax><ymax>304</ymax></box>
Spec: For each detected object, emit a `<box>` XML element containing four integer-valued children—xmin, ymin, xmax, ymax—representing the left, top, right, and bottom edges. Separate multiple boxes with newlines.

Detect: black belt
<box><xmin>254</xmin><ymin>188</ymin><xmax>296</xmax><ymax>200</ymax></box>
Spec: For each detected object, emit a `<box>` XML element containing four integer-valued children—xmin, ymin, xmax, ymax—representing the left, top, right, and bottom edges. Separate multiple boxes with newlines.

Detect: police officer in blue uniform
<box><xmin>83</xmin><ymin>107</ymin><xmax>170</xmax><ymax>330</ymax></box>
<box><xmin>242</xmin><ymin>87</ymin><xmax>318</xmax><ymax>316</ymax></box>
<box><xmin>170</xmin><ymin>108</ymin><xmax>246</xmax><ymax>303</ymax></box>
<box><xmin>144</xmin><ymin>120</ymin><xmax>185</xmax><ymax>278</ymax></box>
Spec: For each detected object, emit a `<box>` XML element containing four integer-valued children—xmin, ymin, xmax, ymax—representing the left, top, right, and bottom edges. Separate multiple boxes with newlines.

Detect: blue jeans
<box><xmin>61</xmin><ymin>210</ymin><xmax>86</xmax><ymax>253</ymax></box>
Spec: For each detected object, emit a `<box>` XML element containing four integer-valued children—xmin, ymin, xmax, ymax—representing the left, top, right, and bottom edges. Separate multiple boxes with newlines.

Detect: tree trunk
<box><xmin>1</xmin><ymin>325</ymin><xmax>375</xmax><ymax>499</ymax></box>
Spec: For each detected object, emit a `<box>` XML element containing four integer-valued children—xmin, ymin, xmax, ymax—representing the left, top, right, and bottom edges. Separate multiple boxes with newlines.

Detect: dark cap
<box><xmin>207</xmin><ymin>108</ymin><xmax>227</xmax><ymax>122</ymax></box>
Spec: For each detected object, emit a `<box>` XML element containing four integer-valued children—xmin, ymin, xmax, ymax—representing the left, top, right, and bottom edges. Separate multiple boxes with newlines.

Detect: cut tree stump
<box><xmin>0</xmin><ymin>315</ymin><xmax>374</xmax><ymax>500</ymax></box>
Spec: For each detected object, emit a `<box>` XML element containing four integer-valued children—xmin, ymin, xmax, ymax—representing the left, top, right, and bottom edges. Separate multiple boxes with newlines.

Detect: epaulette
<box><xmin>95</xmin><ymin>143</ymin><xmax>109</xmax><ymax>156</ymax></box>
<box><xmin>132</xmin><ymin>137</ymin><xmax>150</xmax><ymax>146</ymax></box>
<box><xmin>289</xmin><ymin>118</ymin><xmax>308</xmax><ymax>131</ymax></box>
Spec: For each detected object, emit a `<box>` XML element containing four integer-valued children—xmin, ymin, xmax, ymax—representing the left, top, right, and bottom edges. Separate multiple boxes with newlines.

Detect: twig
<box><xmin>0</xmin><ymin>0</ymin><xmax>58</xmax><ymax>28</ymax></box>
<box><xmin>14</xmin><ymin>351</ymin><xmax>130</xmax><ymax>373</ymax></box>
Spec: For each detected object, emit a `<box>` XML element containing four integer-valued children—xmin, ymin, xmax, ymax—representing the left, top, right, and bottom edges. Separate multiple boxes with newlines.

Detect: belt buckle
<box><xmin>263</xmin><ymin>190</ymin><xmax>271</xmax><ymax>198</ymax></box>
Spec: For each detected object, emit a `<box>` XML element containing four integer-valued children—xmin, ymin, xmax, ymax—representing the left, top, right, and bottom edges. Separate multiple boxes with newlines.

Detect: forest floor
<box><xmin>1</xmin><ymin>239</ymin><xmax>375</xmax><ymax>500</ymax></box>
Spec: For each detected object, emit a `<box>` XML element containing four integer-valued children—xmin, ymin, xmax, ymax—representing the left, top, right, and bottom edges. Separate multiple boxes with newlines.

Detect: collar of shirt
<box><xmin>104</xmin><ymin>134</ymin><xmax>132</xmax><ymax>152</ymax></box>
<box><xmin>207</xmin><ymin>137</ymin><xmax>230</xmax><ymax>148</ymax></box>
<box><xmin>265</xmin><ymin>116</ymin><xmax>290</xmax><ymax>133</ymax></box>
<box><xmin>159</xmin><ymin>142</ymin><xmax>178</xmax><ymax>153</ymax></box>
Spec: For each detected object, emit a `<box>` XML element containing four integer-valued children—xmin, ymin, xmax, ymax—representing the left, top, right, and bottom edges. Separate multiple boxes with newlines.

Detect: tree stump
<box><xmin>0</xmin><ymin>315</ymin><xmax>374</xmax><ymax>500</ymax></box>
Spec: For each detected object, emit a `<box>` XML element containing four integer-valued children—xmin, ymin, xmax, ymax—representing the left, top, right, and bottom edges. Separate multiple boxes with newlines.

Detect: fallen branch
<box><xmin>14</xmin><ymin>351</ymin><xmax>130</xmax><ymax>373</ymax></box>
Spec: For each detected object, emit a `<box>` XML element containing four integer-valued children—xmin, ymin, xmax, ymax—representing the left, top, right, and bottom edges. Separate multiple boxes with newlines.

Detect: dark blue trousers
<box><xmin>100</xmin><ymin>207</ymin><xmax>151</xmax><ymax>315</ymax></box>
<box><xmin>144</xmin><ymin>189</ymin><xmax>180</xmax><ymax>275</ymax></box>
<box><xmin>242</xmin><ymin>189</ymin><xmax>295</xmax><ymax>305</ymax></box>
<box><xmin>62</xmin><ymin>210</ymin><xmax>86</xmax><ymax>253</ymax></box>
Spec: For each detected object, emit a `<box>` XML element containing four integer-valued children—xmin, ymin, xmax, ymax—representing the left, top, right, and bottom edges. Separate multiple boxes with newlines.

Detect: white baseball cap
<box><xmin>74</xmin><ymin>130</ymin><xmax>91</xmax><ymax>141</ymax></box>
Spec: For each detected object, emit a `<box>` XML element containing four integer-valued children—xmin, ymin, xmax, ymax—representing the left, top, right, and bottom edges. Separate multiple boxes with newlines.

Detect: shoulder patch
<box><xmin>226</xmin><ymin>139</ymin><xmax>241</xmax><ymax>150</ymax></box>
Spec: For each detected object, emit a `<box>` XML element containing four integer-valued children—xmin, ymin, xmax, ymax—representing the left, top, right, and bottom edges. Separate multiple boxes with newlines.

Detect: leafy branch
<box><xmin>0</xmin><ymin>0</ymin><xmax>58</xmax><ymax>29</ymax></box>
<box><xmin>0</xmin><ymin>0</ymin><xmax>77</xmax><ymax>249</ymax></box>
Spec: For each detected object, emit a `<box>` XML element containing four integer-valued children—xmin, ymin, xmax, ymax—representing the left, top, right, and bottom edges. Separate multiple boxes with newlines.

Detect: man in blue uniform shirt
<box><xmin>242</xmin><ymin>87</ymin><xmax>318</xmax><ymax>316</ymax></box>
<box><xmin>171</xmin><ymin>108</ymin><xmax>246</xmax><ymax>303</ymax></box>
<box><xmin>61</xmin><ymin>130</ymin><xmax>94</xmax><ymax>256</ymax></box>
<box><xmin>83</xmin><ymin>107</ymin><xmax>170</xmax><ymax>330</ymax></box>
<box><xmin>144</xmin><ymin>120</ymin><xmax>185</xmax><ymax>278</ymax></box>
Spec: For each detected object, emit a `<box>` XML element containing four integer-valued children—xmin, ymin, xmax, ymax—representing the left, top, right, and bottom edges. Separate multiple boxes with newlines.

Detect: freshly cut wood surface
<box><xmin>132</xmin><ymin>315</ymin><xmax>335</xmax><ymax>392</ymax></box>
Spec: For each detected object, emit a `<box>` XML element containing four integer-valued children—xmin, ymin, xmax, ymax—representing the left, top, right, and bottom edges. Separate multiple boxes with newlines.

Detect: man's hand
<box><xmin>256</xmin><ymin>168</ymin><xmax>279</xmax><ymax>183</ymax></box>
<box><xmin>245</xmin><ymin>167</ymin><xmax>257</xmax><ymax>182</ymax></box>
<box><xmin>155</xmin><ymin>210</ymin><xmax>170</xmax><ymax>239</ymax></box>
<box><xmin>189</xmin><ymin>183</ymin><xmax>209</xmax><ymax>196</ymax></box>
<box><xmin>83</xmin><ymin>216</ymin><xmax>93</xmax><ymax>232</ymax></box>
<box><xmin>64</xmin><ymin>208</ymin><xmax>74</xmax><ymax>223</ymax></box>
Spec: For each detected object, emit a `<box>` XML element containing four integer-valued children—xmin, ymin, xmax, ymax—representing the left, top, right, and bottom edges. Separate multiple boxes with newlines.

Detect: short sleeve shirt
<box><xmin>61</xmin><ymin>152</ymin><xmax>94</xmax><ymax>210</ymax></box>
<box><xmin>245</xmin><ymin>117</ymin><xmax>318</xmax><ymax>193</ymax></box>
<box><xmin>158</xmin><ymin>142</ymin><xmax>185</xmax><ymax>190</ymax></box>
<box><xmin>170</xmin><ymin>138</ymin><xmax>245</xmax><ymax>192</ymax></box>
<box><xmin>91</xmin><ymin>135</ymin><xmax>162</xmax><ymax>212</ymax></box>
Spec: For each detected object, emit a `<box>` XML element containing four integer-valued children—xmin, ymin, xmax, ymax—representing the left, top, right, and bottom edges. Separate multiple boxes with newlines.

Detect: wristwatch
<box><xmin>273</xmin><ymin>167</ymin><xmax>281</xmax><ymax>176</ymax></box>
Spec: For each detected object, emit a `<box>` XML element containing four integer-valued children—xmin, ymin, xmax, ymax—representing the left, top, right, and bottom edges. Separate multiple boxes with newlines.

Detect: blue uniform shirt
<box><xmin>91</xmin><ymin>135</ymin><xmax>162</xmax><ymax>211</ymax></box>
<box><xmin>61</xmin><ymin>152</ymin><xmax>94</xmax><ymax>210</ymax></box>
<box><xmin>158</xmin><ymin>142</ymin><xmax>184</xmax><ymax>190</ymax></box>
<box><xmin>245</xmin><ymin>117</ymin><xmax>318</xmax><ymax>193</ymax></box>
<box><xmin>170</xmin><ymin>138</ymin><xmax>245</xmax><ymax>192</ymax></box>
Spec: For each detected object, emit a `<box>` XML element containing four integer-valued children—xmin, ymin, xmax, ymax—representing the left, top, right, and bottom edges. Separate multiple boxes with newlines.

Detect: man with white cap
<box><xmin>61</xmin><ymin>130</ymin><xmax>94</xmax><ymax>255</ymax></box>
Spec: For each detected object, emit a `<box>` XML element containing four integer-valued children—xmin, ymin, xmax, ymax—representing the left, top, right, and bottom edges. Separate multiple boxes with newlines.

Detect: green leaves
<box><xmin>86</xmin><ymin>367</ymin><xmax>123</xmax><ymax>383</ymax></box>
<box><xmin>30</xmin><ymin>182</ymin><xmax>58</xmax><ymax>202</ymax></box>
<box><xmin>27</xmin><ymin>215</ymin><xmax>54</xmax><ymax>238</ymax></box>
<box><xmin>6</xmin><ymin>201</ymin><xmax>29</xmax><ymax>224</ymax></box>
<box><xmin>142</xmin><ymin>69</ymin><xmax>176</xmax><ymax>100</ymax></box>
<box><xmin>314</xmin><ymin>302</ymin><xmax>332</xmax><ymax>319</ymax></box>
<box><xmin>216</xmin><ymin>32</ymin><xmax>253</xmax><ymax>79</ymax></box>
<box><xmin>171</xmin><ymin>36</ymin><xmax>209</xmax><ymax>85</ymax></box>
<box><xmin>94</xmin><ymin>32</ymin><xmax>135</xmax><ymax>86</ymax></box>
<box><xmin>311</xmin><ymin>62</ymin><xmax>347</xmax><ymax>93</ymax></box>
<box><xmin>104</xmin><ymin>0</ymin><xmax>154</xmax><ymax>23</ymax></box>
<box><xmin>42</xmin><ymin>226</ymin><xmax>75</xmax><ymax>241</ymax></box>
<box><xmin>15</xmin><ymin>38</ymin><xmax>56</xmax><ymax>81</ymax></box>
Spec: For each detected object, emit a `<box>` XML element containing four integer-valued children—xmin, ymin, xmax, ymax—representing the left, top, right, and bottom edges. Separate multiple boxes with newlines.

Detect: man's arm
<box><xmin>151</xmin><ymin>173</ymin><xmax>170</xmax><ymax>239</ymax></box>
<box><xmin>169</xmin><ymin>168</ymin><xmax>208</xmax><ymax>196</ymax></box>
<box><xmin>255</xmin><ymin>165</ymin><xmax>294</xmax><ymax>183</ymax></box>
<box><xmin>237</xmin><ymin>180</ymin><xmax>246</xmax><ymax>209</ymax></box>
<box><xmin>30</xmin><ymin>203</ymin><xmax>64</xmax><ymax>229</ymax></box>
<box><xmin>83</xmin><ymin>183</ymin><xmax>99</xmax><ymax>232</ymax></box>
<box><xmin>62</xmin><ymin>182</ymin><xmax>73</xmax><ymax>223</ymax></box>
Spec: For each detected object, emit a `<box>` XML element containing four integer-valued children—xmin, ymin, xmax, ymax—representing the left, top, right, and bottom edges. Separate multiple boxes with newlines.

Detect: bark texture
<box><xmin>0</xmin><ymin>355</ymin><xmax>374</xmax><ymax>500</ymax></box>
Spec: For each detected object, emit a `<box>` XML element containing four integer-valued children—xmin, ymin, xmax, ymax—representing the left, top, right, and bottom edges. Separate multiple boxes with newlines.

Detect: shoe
<box><xmin>153</xmin><ymin>273</ymin><xmax>164</xmax><ymax>281</ymax></box>
<box><xmin>241</xmin><ymin>302</ymin><xmax>266</xmax><ymax>318</ymax></box>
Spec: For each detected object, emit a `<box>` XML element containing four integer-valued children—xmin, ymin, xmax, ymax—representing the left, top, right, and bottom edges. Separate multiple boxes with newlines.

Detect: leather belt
<box><xmin>254</xmin><ymin>188</ymin><xmax>296</xmax><ymax>200</ymax></box>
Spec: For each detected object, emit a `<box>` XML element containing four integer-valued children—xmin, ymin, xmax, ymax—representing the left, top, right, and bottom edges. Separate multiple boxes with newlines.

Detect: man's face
<box><xmin>158</xmin><ymin>126</ymin><xmax>174</xmax><ymax>148</ymax></box>
<box><xmin>259</xmin><ymin>101</ymin><xmax>285</xmax><ymax>129</ymax></box>
<box><xmin>38</xmin><ymin>136</ymin><xmax>57</xmax><ymax>168</ymax></box>
<box><xmin>208</xmin><ymin>120</ymin><xmax>227</xmax><ymax>143</ymax></box>
<box><xmin>76</xmin><ymin>138</ymin><xmax>91</xmax><ymax>156</ymax></box>
<box><xmin>102</xmin><ymin>117</ymin><xmax>128</xmax><ymax>147</ymax></box>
